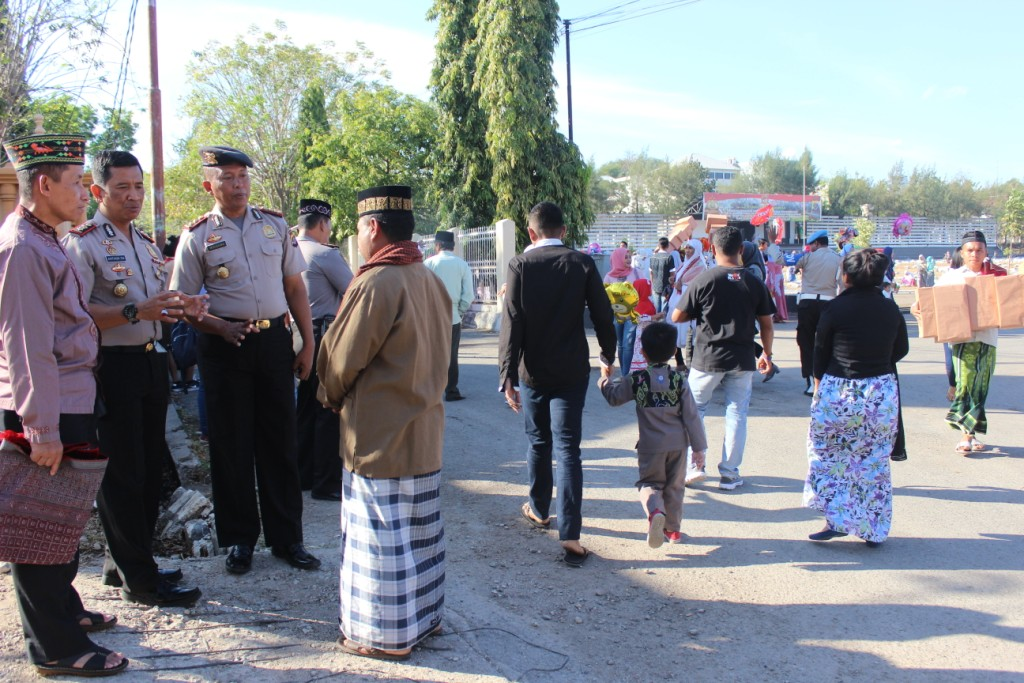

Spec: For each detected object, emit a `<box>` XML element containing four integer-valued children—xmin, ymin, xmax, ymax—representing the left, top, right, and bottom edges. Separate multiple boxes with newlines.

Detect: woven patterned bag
<box><xmin>0</xmin><ymin>431</ymin><xmax>107</xmax><ymax>565</ymax></box>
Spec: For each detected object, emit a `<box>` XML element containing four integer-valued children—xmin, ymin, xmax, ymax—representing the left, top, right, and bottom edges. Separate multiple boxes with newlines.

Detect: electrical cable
<box><xmin>560</xmin><ymin>0</ymin><xmax>704</xmax><ymax>37</ymax></box>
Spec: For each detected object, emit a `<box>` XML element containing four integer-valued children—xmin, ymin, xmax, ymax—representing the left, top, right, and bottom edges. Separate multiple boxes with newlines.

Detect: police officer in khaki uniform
<box><xmin>63</xmin><ymin>150</ymin><xmax>204</xmax><ymax>607</ymax></box>
<box><xmin>170</xmin><ymin>145</ymin><xmax>319</xmax><ymax>575</ymax></box>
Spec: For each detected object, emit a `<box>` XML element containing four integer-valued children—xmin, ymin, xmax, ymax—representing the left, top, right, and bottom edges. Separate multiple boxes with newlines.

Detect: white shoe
<box><xmin>684</xmin><ymin>469</ymin><xmax>706</xmax><ymax>487</ymax></box>
<box><xmin>647</xmin><ymin>511</ymin><xmax>666</xmax><ymax>549</ymax></box>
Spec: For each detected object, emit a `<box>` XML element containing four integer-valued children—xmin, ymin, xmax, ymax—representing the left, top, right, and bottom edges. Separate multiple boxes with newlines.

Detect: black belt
<box><xmin>103</xmin><ymin>341</ymin><xmax>157</xmax><ymax>353</ymax></box>
<box><xmin>222</xmin><ymin>314</ymin><xmax>287</xmax><ymax>330</ymax></box>
<box><xmin>312</xmin><ymin>315</ymin><xmax>335</xmax><ymax>336</ymax></box>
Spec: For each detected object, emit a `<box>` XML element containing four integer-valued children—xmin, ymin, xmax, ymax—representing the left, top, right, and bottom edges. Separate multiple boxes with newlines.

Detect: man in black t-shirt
<box><xmin>671</xmin><ymin>226</ymin><xmax>774</xmax><ymax>490</ymax></box>
<box><xmin>649</xmin><ymin>237</ymin><xmax>675</xmax><ymax>313</ymax></box>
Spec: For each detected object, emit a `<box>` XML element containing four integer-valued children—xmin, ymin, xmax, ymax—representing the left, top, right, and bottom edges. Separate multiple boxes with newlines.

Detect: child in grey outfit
<box><xmin>598</xmin><ymin>322</ymin><xmax>707</xmax><ymax>547</ymax></box>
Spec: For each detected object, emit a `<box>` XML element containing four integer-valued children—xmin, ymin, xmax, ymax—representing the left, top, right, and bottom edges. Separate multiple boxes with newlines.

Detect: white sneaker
<box><xmin>684</xmin><ymin>469</ymin><xmax>706</xmax><ymax>487</ymax></box>
<box><xmin>718</xmin><ymin>477</ymin><xmax>744</xmax><ymax>491</ymax></box>
<box><xmin>647</xmin><ymin>511</ymin><xmax>666</xmax><ymax>548</ymax></box>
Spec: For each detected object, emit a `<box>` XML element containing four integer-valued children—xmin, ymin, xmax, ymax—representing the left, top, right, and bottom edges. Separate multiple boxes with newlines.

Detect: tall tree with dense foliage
<box><xmin>296</xmin><ymin>82</ymin><xmax>329</xmax><ymax>195</ymax></box>
<box><xmin>430</xmin><ymin>0</ymin><xmax>592</xmax><ymax>246</ymax></box>
<box><xmin>428</xmin><ymin>0</ymin><xmax>494</xmax><ymax>230</ymax></box>
<box><xmin>1001</xmin><ymin>188</ymin><xmax>1024</xmax><ymax>259</ymax></box>
<box><xmin>732</xmin><ymin>148</ymin><xmax>817</xmax><ymax>195</ymax></box>
<box><xmin>179</xmin><ymin>24</ymin><xmax>359</xmax><ymax>219</ymax></box>
<box><xmin>823</xmin><ymin>171</ymin><xmax>873</xmax><ymax>218</ymax></box>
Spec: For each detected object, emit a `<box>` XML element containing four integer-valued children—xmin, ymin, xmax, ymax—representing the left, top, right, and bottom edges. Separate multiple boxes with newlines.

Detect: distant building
<box><xmin>682</xmin><ymin>153</ymin><xmax>742</xmax><ymax>185</ymax></box>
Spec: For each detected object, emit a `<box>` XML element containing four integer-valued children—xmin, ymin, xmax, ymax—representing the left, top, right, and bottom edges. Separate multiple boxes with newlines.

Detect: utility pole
<box><xmin>564</xmin><ymin>19</ymin><xmax>573</xmax><ymax>143</ymax></box>
<box><xmin>148</xmin><ymin>0</ymin><xmax>166</xmax><ymax>249</ymax></box>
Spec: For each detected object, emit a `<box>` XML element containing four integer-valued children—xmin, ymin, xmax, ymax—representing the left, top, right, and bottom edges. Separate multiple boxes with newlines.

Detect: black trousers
<box><xmin>796</xmin><ymin>299</ymin><xmax>830</xmax><ymax>379</ymax></box>
<box><xmin>95</xmin><ymin>348</ymin><xmax>169</xmax><ymax>592</ymax></box>
<box><xmin>446</xmin><ymin>323</ymin><xmax>462</xmax><ymax>396</ymax></box>
<box><xmin>295</xmin><ymin>328</ymin><xmax>341</xmax><ymax>496</ymax></box>
<box><xmin>197</xmin><ymin>325</ymin><xmax>303</xmax><ymax>548</ymax></box>
<box><xmin>3</xmin><ymin>410</ymin><xmax>98</xmax><ymax>664</ymax></box>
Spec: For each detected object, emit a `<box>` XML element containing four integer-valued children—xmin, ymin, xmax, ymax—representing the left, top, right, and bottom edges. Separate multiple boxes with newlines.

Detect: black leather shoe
<box><xmin>103</xmin><ymin>567</ymin><xmax>183</xmax><ymax>587</ymax></box>
<box><xmin>271</xmin><ymin>543</ymin><xmax>321</xmax><ymax>570</ymax></box>
<box><xmin>225</xmin><ymin>544</ymin><xmax>253</xmax><ymax>574</ymax></box>
<box><xmin>808</xmin><ymin>527</ymin><xmax>848</xmax><ymax>542</ymax></box>
<box><xmin>311</xmin><ymin>490</ymin><xmax>342</xmax><ymax>501</ymax></box>
<box><xmin>444</xmin><ymin>392</ymin><xmax>465</xmax><ymax>402</ymax></box>
<box><xmin>121</xmin><ymin>580</ymin><xmax>201</xmax><ymax>607</ymax></box>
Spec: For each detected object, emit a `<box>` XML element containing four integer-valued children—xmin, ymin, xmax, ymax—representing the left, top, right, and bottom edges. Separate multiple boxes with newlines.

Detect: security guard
<box><xmin>170</xmin><ymin>145</ymin><xmax>319</xmax><ymax>574</ymax></box>
<box><xmin>63</xmin><ymin>150</ymin><xmax>203</xmax><ymax>607</ymax></box>
<box><xmin>294</xmin><ymin>199</ymin><xmax>352</xmax><ymax>500</ymax></box>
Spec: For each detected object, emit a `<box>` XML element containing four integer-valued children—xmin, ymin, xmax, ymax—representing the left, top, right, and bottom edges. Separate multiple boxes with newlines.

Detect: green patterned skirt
<box><xmin>945</xmin><ymin>342</ymin><xmax>996</xmax><ymax>435</ymax></box>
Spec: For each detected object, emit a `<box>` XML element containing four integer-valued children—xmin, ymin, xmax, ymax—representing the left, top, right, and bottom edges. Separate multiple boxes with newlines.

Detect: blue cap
<box><xmin>808</xmin><ymin>230</ymin><xmax>828</xmax><ymax>243</ymax></box>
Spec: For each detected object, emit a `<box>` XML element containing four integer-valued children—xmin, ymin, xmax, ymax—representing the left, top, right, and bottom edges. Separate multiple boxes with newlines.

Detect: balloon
<box><xmin>892</xmin><ymin>213</ymin><xmax>913</xmax><ymax>237</ymax></box>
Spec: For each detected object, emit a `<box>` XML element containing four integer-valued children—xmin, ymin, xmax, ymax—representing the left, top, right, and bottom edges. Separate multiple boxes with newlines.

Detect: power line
<box><xmin>111</xmin><ymin>0</ymin><xmax>140</xmax><ymax>118</ymax></box>
<box><xmin>560</xmin><ymin>0</ymin><xmax>704</xmax><ymax>37</ymax></box>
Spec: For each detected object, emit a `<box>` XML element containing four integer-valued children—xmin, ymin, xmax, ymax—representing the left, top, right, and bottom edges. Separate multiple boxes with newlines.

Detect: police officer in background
<box><xmin>170</xmin><ymin>145</ymin><xmax>320</xmax><ymax>574</ymax></box>
<box><xmin>63</xmin><ymin>150</ymin><xmax>205</xmax><ymax>607</ymax></box>
<box><xmin>794</xmin><ymin>230</ymin><xmax>841</xmax><ymax>397</ymax></box>
<box><xmin>294</xmin><ymin>198</ymin><xmax>352</xmax><ymax>501</ymax></box>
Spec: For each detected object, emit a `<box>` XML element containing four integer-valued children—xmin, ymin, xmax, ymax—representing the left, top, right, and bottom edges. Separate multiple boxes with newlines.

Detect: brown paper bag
<box><xmin>963</xmin><ymin>275</ymin><xmax>999</xmax><ymax>330</ymax></box>
<box><xmin>916</xmin><ymin>287</ymin><xmax>937</xmax><ymax>339</ymax></box>
<box><xmin>995</xmin><ymin>274</ymin><xmax>1024</xmax><ymax>329</ymax></box>
<box><xmin>933</xmin><ymin>284</ymin><xmax>973</xmax><ymax>343</ymax></box>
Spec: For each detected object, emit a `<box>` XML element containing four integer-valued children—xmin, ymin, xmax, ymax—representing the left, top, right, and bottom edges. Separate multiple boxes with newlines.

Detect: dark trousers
<box><xmin>796</xmin><ymin>299</ymin><xmax>830</xmax><ymax>378</ymax></box>
<box><xmin>521</xmin><ymin>379</ymin><xmax>588</xmax><ymax>541</ymax></box>
<box><xmin>3</xmin><ymin>410</ymin><xmax>98</xmax><ymax>664</ymax></box>
<box><xmin>95</xmin><ymin>348</ymin><xmax>168</xmax><ymax>592</ymax></box>
<box><xmin>295</xmin><ymin>329</ymin><xmax>341</xmax><ymax>496</ymax></box>
<box><xmin>197</xmin><ymin>325</ymin><xmax>303</xmax><ymax>548</ymax></box>
<box><xmin>446</xmin><ymin>323</ymin><xmax>462</xmax><ymax>396</ymax></box>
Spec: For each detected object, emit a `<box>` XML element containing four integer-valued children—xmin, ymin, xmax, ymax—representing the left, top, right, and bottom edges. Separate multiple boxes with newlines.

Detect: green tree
<box><xmin>852</xmin><ymin>217</ymin><xmax>876</xmax><ymax>248</ymax></box>
<box><xmin>296</xmin><ymin>82</ymin><xmax>329</xmax><ymax>195</ymax></box>
<box><xmin>12</xmin><ymin>94</ymin><xmax>97</xmax><ymax>139</ymax></box>
<box><xmin>649</xmin><ymin>158</ymin><xmax>715</xmax><ymax>216</ymax></box>
<box><xmin>0</xmin><ymin>0</ymin><xmax>111</xmax><ymax>146</ymax></box>
<box><xmin>1000</xmin><ymin>188</ymin><xmax>1024</xmax><ymax>260</ymax></box>
<box><xmin>180</xmin><ymin>23</ymin><xmax>362</xmax><ymax>220</ymax></box>
<box><xmin>431</xmin><ymin>0</ymin><xmax>593</xmax><ymax>247</ymax></box>
<box><xmin>870</xmin><ymin>162</ymin><xmax>907</xmax><ymax>216</ymax></box>
<box><xmin>823</xmin><ymin>171</ymin><xmax>873</xmax><ymax>218</ymax></box>
<box><xmin>428</xmin><ymin>0</ymin><xmax>494</xmax><ymax>229</ymax></box>
<box><xmin>306</xmin><ymin>85</ymin><xmax>438</xmax><ymax>238</ymax></box>
<box><xmin>88</xmin><ymin>107</ymin><xmax>138</xmax><ymax>155</ymax></box>
<box><xmin>732</xmin><ymin>148</ymin><xmax>817</xmax><ymax>195</ymax></box>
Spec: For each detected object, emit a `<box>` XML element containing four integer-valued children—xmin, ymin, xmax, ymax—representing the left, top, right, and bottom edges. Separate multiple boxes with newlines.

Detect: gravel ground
<box><xmin>2</xmin><ymin>318</ymin><xmax>1022</xmax><ymax>682</ymax></box>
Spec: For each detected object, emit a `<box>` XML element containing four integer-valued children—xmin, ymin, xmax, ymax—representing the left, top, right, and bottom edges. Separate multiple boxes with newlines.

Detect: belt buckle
<box><xmin>145</xmin><ymin>342</ymin><xmax>155</xmax><ymax>352</ymax></box>
<box><xmin>256</xmin><ymin>319</ymin><xmax>271</xmax><ymax>330</ymax></box>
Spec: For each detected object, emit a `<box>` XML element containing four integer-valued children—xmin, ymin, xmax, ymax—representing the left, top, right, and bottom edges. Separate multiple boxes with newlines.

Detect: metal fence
<box><xmin>459</xmin><ymin>225</ymin><xmax>498</xmax><ymax>303</ymax></box>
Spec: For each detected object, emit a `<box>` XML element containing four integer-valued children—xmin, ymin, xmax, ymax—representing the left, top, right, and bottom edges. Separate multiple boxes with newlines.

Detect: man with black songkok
<box><xmin>424</xmin><ymin>229</ymin><xmax>474</xmax><ymax>401</ymax></box>
<box><xmin>318</xmin><ymin>185</ymin><xmax>451</xmax><ymax>661</ymax></box>
<box><xmin>170</xmin><ymin>145</ymin><xmax>320</xmax><ymax>575</ymax></box>
<box><xmin>294</xmin><ymin>198</ymin><xmax>352</xmax><ymax>500</ymax></box>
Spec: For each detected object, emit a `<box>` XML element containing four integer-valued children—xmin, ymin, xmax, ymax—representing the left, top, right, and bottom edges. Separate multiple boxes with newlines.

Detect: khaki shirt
<box><xmin>170</xmin><ymin>206</ymin><xmax>305</xmax><ymax>320</ymax></box>
<box><xmin>795</xmin><ymin>248</ymin><xmax>842</xmax><ymax>297</ymax></box>
<box><xmin>62</xmin><ymin>209</ymin><xmax>166</xmax><ymax>345</ymax></box>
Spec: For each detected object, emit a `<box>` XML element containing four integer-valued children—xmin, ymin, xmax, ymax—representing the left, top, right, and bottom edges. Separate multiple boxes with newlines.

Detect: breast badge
<box><xmin>216</xmin><ymin>266</ymin><xmax>230</xmax><ymax>279</ymax></box>
<box><xmin>263</xmin><ymin>224</ymin><xmax>276</xmax><ymax>239</ymax></box>
<box><xmin>113</xmin><ymin>281</ymin><xmax>128</xmax><ymax>297</ymax></box>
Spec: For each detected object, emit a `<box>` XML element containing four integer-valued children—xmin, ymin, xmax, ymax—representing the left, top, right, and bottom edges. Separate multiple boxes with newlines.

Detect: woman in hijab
<box><xmin>604</xmin><ymin>246</ymin><xmax>638</xmax><ymax>284</ymax></box>
<box><xmin>667</xmin><ymin>239</ymin><xmax>707</xmax><ymax>370</ymax></box>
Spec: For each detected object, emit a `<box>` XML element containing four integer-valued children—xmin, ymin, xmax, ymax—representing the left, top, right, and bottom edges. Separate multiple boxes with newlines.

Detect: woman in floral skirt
<box><xmin>804</xmin><ymin>248</ymin><xmax>909</xmax><ymax>547</ymax></box>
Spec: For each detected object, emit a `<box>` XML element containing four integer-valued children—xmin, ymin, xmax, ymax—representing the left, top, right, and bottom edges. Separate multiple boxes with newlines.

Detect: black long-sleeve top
<box><xmin>498</xmin><ymin>244</ymin><xmax>617</xmax><ymax>389</ymax></box>
<box><xmin>813</xmin><ymin>287</ymin><xmax>909</xmax><ymax>380</ymax></box>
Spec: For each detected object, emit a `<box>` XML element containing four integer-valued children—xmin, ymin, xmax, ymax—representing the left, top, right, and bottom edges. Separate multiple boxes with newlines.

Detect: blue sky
<box><xmin>95</xmin><ymin>0</ymin><xmax>1020</xmax><ymax>185</ymax></box>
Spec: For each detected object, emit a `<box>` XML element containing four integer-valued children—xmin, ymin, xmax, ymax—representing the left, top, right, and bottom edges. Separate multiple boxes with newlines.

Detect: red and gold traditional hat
<box><xmin>3</xmin><ymin>133</ymin><xmax>87</xmax><ymax>171</ymax></box>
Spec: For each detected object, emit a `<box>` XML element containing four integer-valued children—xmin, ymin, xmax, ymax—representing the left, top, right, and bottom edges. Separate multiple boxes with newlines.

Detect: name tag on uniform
<box><xmin>105</xmin><ymin>255</ymin><xmax>127</xmax><ymax>262</ymax></box>
<box><xmin>206</xmin><ymin>241</ymin><xmax>227</xmax><ymax>251</ymax></box>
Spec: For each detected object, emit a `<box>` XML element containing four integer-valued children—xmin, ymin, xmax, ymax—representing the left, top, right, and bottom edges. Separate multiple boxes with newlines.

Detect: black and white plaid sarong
<box><xmin>339</xmin><ymin>469</ymin><xmax>445</xmax><ymax>650</ymax></box>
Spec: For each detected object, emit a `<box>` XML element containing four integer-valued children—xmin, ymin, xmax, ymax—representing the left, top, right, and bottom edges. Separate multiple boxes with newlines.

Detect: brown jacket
<box><xmin>317</xmin><ymin>262</ymin><xmax>451</xmax><ymax>478</ymax></box>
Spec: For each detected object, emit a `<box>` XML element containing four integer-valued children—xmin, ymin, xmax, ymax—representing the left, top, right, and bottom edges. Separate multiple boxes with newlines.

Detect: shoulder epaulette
<box><xmin>69</xmin><ymin>222</ymin><xmax>97</xmax><ymax>237</ymax></box>
<box><xmin>135</xmin><ymin>229</ymin><xmax>155</xmax><ymax>244</ymax></box>
<box><xmin>259</xmin><ymin>206</ymin><xmax>284</xmax><ymax>218</ymax></box>
<box><xmin>184</xmin><ymin>214</ymin><xmax>209</xmax><ymax>231</ymax></box>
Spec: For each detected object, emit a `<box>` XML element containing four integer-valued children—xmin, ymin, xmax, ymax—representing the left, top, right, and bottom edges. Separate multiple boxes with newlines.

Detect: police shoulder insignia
<box><xmin>135</xmin><ymin>228</ymin><xmax>155</xmax><ymax>244</ymax></box>
<box><xmin>258</xmin><ymin>206</ymin><xmax>284</xmax><ymax>218</ymax></box>
<box><xmin>69</xmin><ymin>222</ymin><xmax>97</xmax><ymax>237</ymax></box>
<box><xmin>184</xmin><ymin>214</ymin><xmax>210</xmax><ymax>231</ymax></box>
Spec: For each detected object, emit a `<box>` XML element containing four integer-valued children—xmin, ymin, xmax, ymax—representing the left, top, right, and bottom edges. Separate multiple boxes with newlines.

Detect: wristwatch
<box><xmin>122</xmin><ymin>303</ymin><xmax>140</xmax><ymax>325</ymax></box>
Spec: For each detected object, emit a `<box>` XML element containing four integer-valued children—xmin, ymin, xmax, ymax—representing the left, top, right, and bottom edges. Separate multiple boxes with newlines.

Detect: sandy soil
<box><xmin>2</xmin><ymin>318</ymin><xmax>1022</xmax><ymax>682</ymax></box>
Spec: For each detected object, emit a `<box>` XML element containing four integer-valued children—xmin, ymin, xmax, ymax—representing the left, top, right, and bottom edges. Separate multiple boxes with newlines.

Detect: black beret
<box><xmin>199</xmin><ymin>145</ymin><xmax>253</xmax><ymax>168</ymax></box>
<box><xmin>3</xmin><ymin>133</ymin><xmax>87</xmax><ymax>170</ymax></box>
<box><xmin>298</xmin><ymin>199</ymin><xmax>332</xmax><ymax>217</ymax></box>
<box><xmin>356</xmin><ymin>185</ymin><xmax>413</xmax><ymax>217</ymax></box>
<box><xmin>434</xmin><ymin>230</ymin><xmax>455</xmax><ymax>245</ymax></box>
<box><xmin>960</xmin><ymin>230</ymin><xmax>987</xmax><ymax>246</ymax></box>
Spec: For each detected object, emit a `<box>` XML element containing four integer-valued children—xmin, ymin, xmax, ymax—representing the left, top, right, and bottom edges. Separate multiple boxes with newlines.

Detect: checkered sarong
<box><xmin>339</xmin><ymin>469</ymin><xmax>445</xmax><ymax>650</ymax></box>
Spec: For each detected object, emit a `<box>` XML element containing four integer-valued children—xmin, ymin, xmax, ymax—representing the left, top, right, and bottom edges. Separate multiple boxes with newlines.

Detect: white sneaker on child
<box><xmin>647</xmin><ymin>511</ymin><xmax>666</xmax><ymax>548</ymax></box>
<box><xmin>685</xmin><ymin>468</ymin><xmax>706</xmax><ymax>487</ymax></box>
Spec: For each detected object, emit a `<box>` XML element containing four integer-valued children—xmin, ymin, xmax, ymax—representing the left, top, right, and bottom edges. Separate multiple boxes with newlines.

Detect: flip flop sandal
<box><xmin>970</xmin><ymin>438</ymin><xmax>987</xmax><ymax>452</ymax></box>
<box><xmin>520</xmin><ymin>502</ymin><xmax>550</xmax><ymax>530</ymax></box>
<box><xmin>338</xmin><ymin>637</ymin><xmax>411</xmax><ymax>661</ymax></box>
<box><xmin>36</xmin><ymin>650</ymin><xmax>129</xmax><ymax>678</ymax></box>
<box><xmin>76</xmin><ymin>610</ymin><xmax>117</xmax><ymax>633</ymax></box>
<box><xmin>560</xmin><ymin>547</ymin><xmax>590</xmax><ymax>568</ymax></box>
<box><xmin>955</xmin><ymin>440</ymin><xmax>973</xmax><ymax>454</ymax></box>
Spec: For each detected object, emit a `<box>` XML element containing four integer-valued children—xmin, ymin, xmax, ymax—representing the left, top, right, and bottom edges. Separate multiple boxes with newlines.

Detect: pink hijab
<box><xmin>607</xmin><ymin>247</ymin><xmax>633</xmax><ymax>279</ymax></box>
